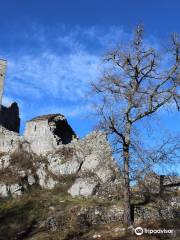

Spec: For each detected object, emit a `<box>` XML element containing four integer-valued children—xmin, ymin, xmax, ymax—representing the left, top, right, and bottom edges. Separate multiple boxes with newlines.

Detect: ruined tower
<box><xmin>0</xmin><ymin>60</ymin><xmax>20</xmax><ymax>133</ymax></box>
<box><xmin>0</xmin><ymin>59</ymin><xmax>7</xmax><ymax>105</ymax></box>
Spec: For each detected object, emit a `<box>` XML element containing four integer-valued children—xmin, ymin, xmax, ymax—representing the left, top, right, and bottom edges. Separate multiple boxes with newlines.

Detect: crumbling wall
<box><xmin>0</xmin><ymin>112</ymin><xmax>122</xmax><ymax>198</ymax></box>
<box><xmin>0</xmin><ymin>102</ymin><xmax>20</xmax><ymax>133</ymax></box>
<box><xmin>0</xmin><ymin>59</ymin><xmax>7</xmax><ymax>105</ymax></box>
<box><xmin>24</xmin><ymin>114</ymin><xmax>76</xmax><ymax>155</ymax></box>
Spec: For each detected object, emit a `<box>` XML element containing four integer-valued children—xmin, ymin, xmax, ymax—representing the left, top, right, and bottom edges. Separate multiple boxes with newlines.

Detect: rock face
<box><xmin>66</xmin><ymin>131</ymin><xmax>122</xmax><ymax>197</ymax></box>
<box><xmin>24</xmin><ymin>114</ymin><xmax>76</xmax><ymax>155</ymax></box>
<box><xmin>0</xmin><ymin>126</ymin><xmax>20</xmax><ymax>153</ymax></box>
<box><xmin>0</xmin><ymin>112</ymin><xmax>122</xmax><ymax>198</ymax></box>
<box><xmin>44</xmin><ymin>131</ymin><xmax>122</xmax><ymax>197</ymax></box>
<box><xmin>68</xmin><ymin>177</ymin><xmax>99</xmax><ymax>197</ymax></box>
<box><xmin>0</xmin><ymin>150</ymin><xmax>38</xmax><ymax>197</ymax></box>
<box><xmin>0</xmin><ymin>102</ymin><xmax>20</xmax><ymax>133</ymax></box>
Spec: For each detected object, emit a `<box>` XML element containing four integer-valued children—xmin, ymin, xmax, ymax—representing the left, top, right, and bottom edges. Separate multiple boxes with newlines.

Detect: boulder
<box><xmin>0</xmin><ymin>183</ymin><xmax>22</xmax><ymax>197</ymax></box>
<box><xmin>36</xmin><ymin>164</ymin><xmax>58</xmax><ymax>189</ymax></box>
<box><xmin>78</xmin><ymin>131</ymin><xmax>121</xmax><ymax>183</ymax></box>
<box><xmin>47</xmin><ymin>148</ymin><xmax>81</xmax><ymax>175</ymax></box>
<box><xmin>67</xmin><ymin>131</ymin><xmax>122</xmax><ymax>197</ymax></box>
<box><xmin>68</xmin><ymin>177</ymin><xmax>99</xmax><ymax>197</ymax></box>
<box><xmin>0</xmin><ymin>154</ymin><xmax>10</xmax><ymax>168</ymax></box>
<box><xmin>0</xmin><ymin>183</ymin><xmax>8</xmax><ymax>197</ymax></box>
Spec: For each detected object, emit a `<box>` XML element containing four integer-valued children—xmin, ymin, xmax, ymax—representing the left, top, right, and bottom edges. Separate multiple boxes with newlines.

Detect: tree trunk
<box><xmin>123</xmin><ymin>122</ymin><xmax>132</xmax><ymax>227</ymax></box>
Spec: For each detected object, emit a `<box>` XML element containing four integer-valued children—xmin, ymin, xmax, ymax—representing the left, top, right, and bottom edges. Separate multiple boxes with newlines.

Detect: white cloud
<box><xmin>7</xmin><ymin>50</ymin><xmax>100</xmax><ymax>101</ymax></box>
<box><xmin>1</xmin><ymin>25</ymin><xmax>131</xmax><ymax>122</ymax></box>
<box><xmin>1</xmin><ymin>24</ymin><xmax>179</xmax><ymax>140</ymax></box>
<box><xmin>2</xmin><ymin>96</ymin><xmax>13</xmax><ymax>106</ymax></box>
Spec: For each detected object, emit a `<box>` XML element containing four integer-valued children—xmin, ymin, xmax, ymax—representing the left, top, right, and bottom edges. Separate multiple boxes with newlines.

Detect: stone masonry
<box><xmin>0</xmin><ymin>103</ymin><xmax>20</xmax><ymax>133</ymax></box>
<box><xmin>0</xmin><ymin>59</ymin><xmax>6</xmax><ymax>105</ymax></box>
<box><xmin>24</xmin><ymin>114</ymin><xmax>76</xmax><ymax>155</ymax></box>
<box><xmin>0</xmin><ymin>60</ymin><xmax>20</xmax><ymax>133</ymax></box>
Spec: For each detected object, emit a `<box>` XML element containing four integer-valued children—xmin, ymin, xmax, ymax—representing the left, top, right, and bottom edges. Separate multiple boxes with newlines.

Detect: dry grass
<box><xmin>0</xmin><ymin>187</ymin><xmax>177</xmax><ymax>240</ymax></box>
<box><xmin>0</xmin><ymin>188</ymin><xmax>123</xmax><ymax>240</ymax></box>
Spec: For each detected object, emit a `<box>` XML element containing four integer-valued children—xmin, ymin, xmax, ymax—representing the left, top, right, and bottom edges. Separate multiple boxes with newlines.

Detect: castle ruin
<box><xmin>0</xmin><ymin>59</ymin><xmax>6</xmax><ymax>105</ymax></box>
<box><xmin>0</xmin><ymin>64</ymin><xmax>122</xmax><ymax>198</ymax></box>
<box><xmin>24</xmin><ymin>114</ymin><xmax>76</xmax><ymax>154</ymax></box>
<box><xmin>0</xmin><ymin>60</ymin><xmax>20</xmax><ymax>133</ymax></box>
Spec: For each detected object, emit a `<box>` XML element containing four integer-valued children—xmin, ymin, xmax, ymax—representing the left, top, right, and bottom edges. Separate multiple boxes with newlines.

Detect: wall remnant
<box><xmin>0</xmin><ymin>59</ymin><xmax>7</xmax><ymax>106</ymax></box>
<box><xmin>0</xmin><ymin>103</ymin><xmax>20</xmax><ymax>133</ymax></box>
<box><xmin>24</xmin><ymin>114</ymin><xmax>76</xmax><ymax>155</ymax></box>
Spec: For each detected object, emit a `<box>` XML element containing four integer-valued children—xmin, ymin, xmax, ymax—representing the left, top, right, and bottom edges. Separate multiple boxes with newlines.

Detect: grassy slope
<box><xmin>0</xmin><ymin>187</ymin><xmax>179</xmax><ymax>240</ymax></box>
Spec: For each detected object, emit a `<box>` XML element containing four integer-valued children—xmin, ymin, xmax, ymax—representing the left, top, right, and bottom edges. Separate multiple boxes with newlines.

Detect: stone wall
<box><xmin>24</xmin><ymin>114</ymin><xmax>76</xmax><ymax>155</ymax></box>
<box><xmin>0</xmin><ymin>102</ymin><xmax>20</xmax><ymax>133</ymax></box>
<box><xmin>0</xmin><ymin>59</ymin><xmax>6</xmax><ymax>105</ymax></box>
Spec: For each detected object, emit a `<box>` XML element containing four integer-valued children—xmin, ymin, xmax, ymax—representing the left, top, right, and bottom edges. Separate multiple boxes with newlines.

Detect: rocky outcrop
<box><xmin>68</xmin><ymin>177</ymin><xmax>99</xmax><ymax>197</ymax></box>
<box><xmin>0</xmin><ymin>102</ymin><xmax>20</xmax><ymax>133</ymax></box>
<box><xmin>36</xmin><ymin>163</ymin><xmax>58</xmax><ymax>189</ymax></box>
<box><xmin>46</xmin><ymin>131</ymin><xmax>122</xmax><ymax>198</ymax></box>
<box><xmin>0</xmin><ymin>111</ymin><xmax>122</xmax><ymax>198</ymax></box>
<box><xmin>24</xmin><ymin>114</ymin><xmax>76</xmax><ymax>155</ymax></box>
<box><xmin>0</xmin><ymin>126</ymin><xmax>21</xmax><ymax>153</ymax></box>
<box><xmin>0</xmin><ymin>150</ymin><xmax>38</xmax><ymax>197</ymax></box>
<box><xmin>77</xmin><ymin>131</ymin><xmax>120</xmax><ymax>184</ymax></box>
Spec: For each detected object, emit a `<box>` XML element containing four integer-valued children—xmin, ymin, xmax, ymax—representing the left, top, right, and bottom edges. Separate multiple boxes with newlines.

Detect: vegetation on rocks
<box><xmin>0</xmin><ymin>187</ymin><xmax>179</xmax><ymax>240</ymax></box>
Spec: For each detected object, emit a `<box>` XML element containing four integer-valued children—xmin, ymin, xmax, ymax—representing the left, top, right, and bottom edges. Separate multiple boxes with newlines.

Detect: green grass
<box><xmin>0</xmin><ymin>187</ymin><xmax>178</xmax><ymax>240</ymax></box>
<box><xmin>0</xmin><ymin>187</ymin><xmax>124</xmax><ymax>240</ymax></box>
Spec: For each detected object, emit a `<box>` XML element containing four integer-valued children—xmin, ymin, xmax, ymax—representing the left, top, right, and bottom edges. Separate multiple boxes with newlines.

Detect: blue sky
<box><xmin>0</xmin><ymin>0</ymin><xmax>180</xmax><ymax>143</ymax></box>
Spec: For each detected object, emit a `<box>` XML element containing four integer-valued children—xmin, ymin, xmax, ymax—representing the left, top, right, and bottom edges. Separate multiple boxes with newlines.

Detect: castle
<box><xmin>0</xmin><ymin>61</ymin><xmax>122</xmax><ymax>198</ymax></box>
<box><xmin>0</xmin><ymin>60</ymin><xmax>178</xmax><ymax>231</ymax></box>
<box><xmin>0</xmin><ymin>60</ymin><xmax>74</xmax><ymax>152</ymax></box>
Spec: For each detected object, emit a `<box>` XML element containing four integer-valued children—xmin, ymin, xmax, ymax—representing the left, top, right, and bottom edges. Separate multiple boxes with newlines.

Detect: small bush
<box><xmin>0</xmin><ymin>168</ymin><xmax>18</xmax><ymax>184</ymax></box>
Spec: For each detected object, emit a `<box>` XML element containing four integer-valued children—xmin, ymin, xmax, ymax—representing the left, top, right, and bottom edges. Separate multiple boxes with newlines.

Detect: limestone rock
<box><xmin>68</xmin><ymin>177</ymin><xmax>99</xmax><ymax>197</ymax></box>
<box><xmin>67</xmin><ymin>131</ymin><xmax>122</xmax><ymax>197</ymax></box>
<box><xmin>0</xmin><ymin>183</ymin><xmax>22</xmax><ymax>197</ymax></box>
<box><xmin>0</xmin><ymin>183</ymin><xmax>8</xmax><ymax>197</ymax></box>
<box><xmin>0</xmin><ymin>154</ymin><xmax>10</xmax><ymax>168</ymax></box>
<box><xmin>8</xmin><ymin>183</ymin><xmax>22</xmax><ymax>196</ymax></box>
<box><xmin>0</xmin><ymin>111</ymin><xmax>122</xmax><ymax>199</ymax></box>
<box><xmin>0</xmin><ymin>126</ymin><xmax>20</xmax><ymax>153</ymax></box>
<box><xmin>79</xmin><ymin>131</ymin><xmax>121</xmax><ymax>183</ymax></box>
<box><xmin>36</xmin><ymin>164</ymin><xmax>58</xmax><ymax>189</ymax></box>
<box><xmin>28</xmin><ymin>175</ymin><xmax>36</xmax><ymax>186</ymax></box>
<box><xmin>170</xmin><ymin>196</ymin><xmax>180</xmax><ymax>208</ymax></box>
<box><xmin>47</xmin><ymin>152</ymin><xmax>80</xmax><ymax>175</ymax></box>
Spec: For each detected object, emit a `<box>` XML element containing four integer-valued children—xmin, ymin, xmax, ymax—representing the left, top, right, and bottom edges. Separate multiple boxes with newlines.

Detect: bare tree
<box><xmin>91</xmin><ymin>26</ymin><xmax>180</xmax><ymax>227</ymax></box>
